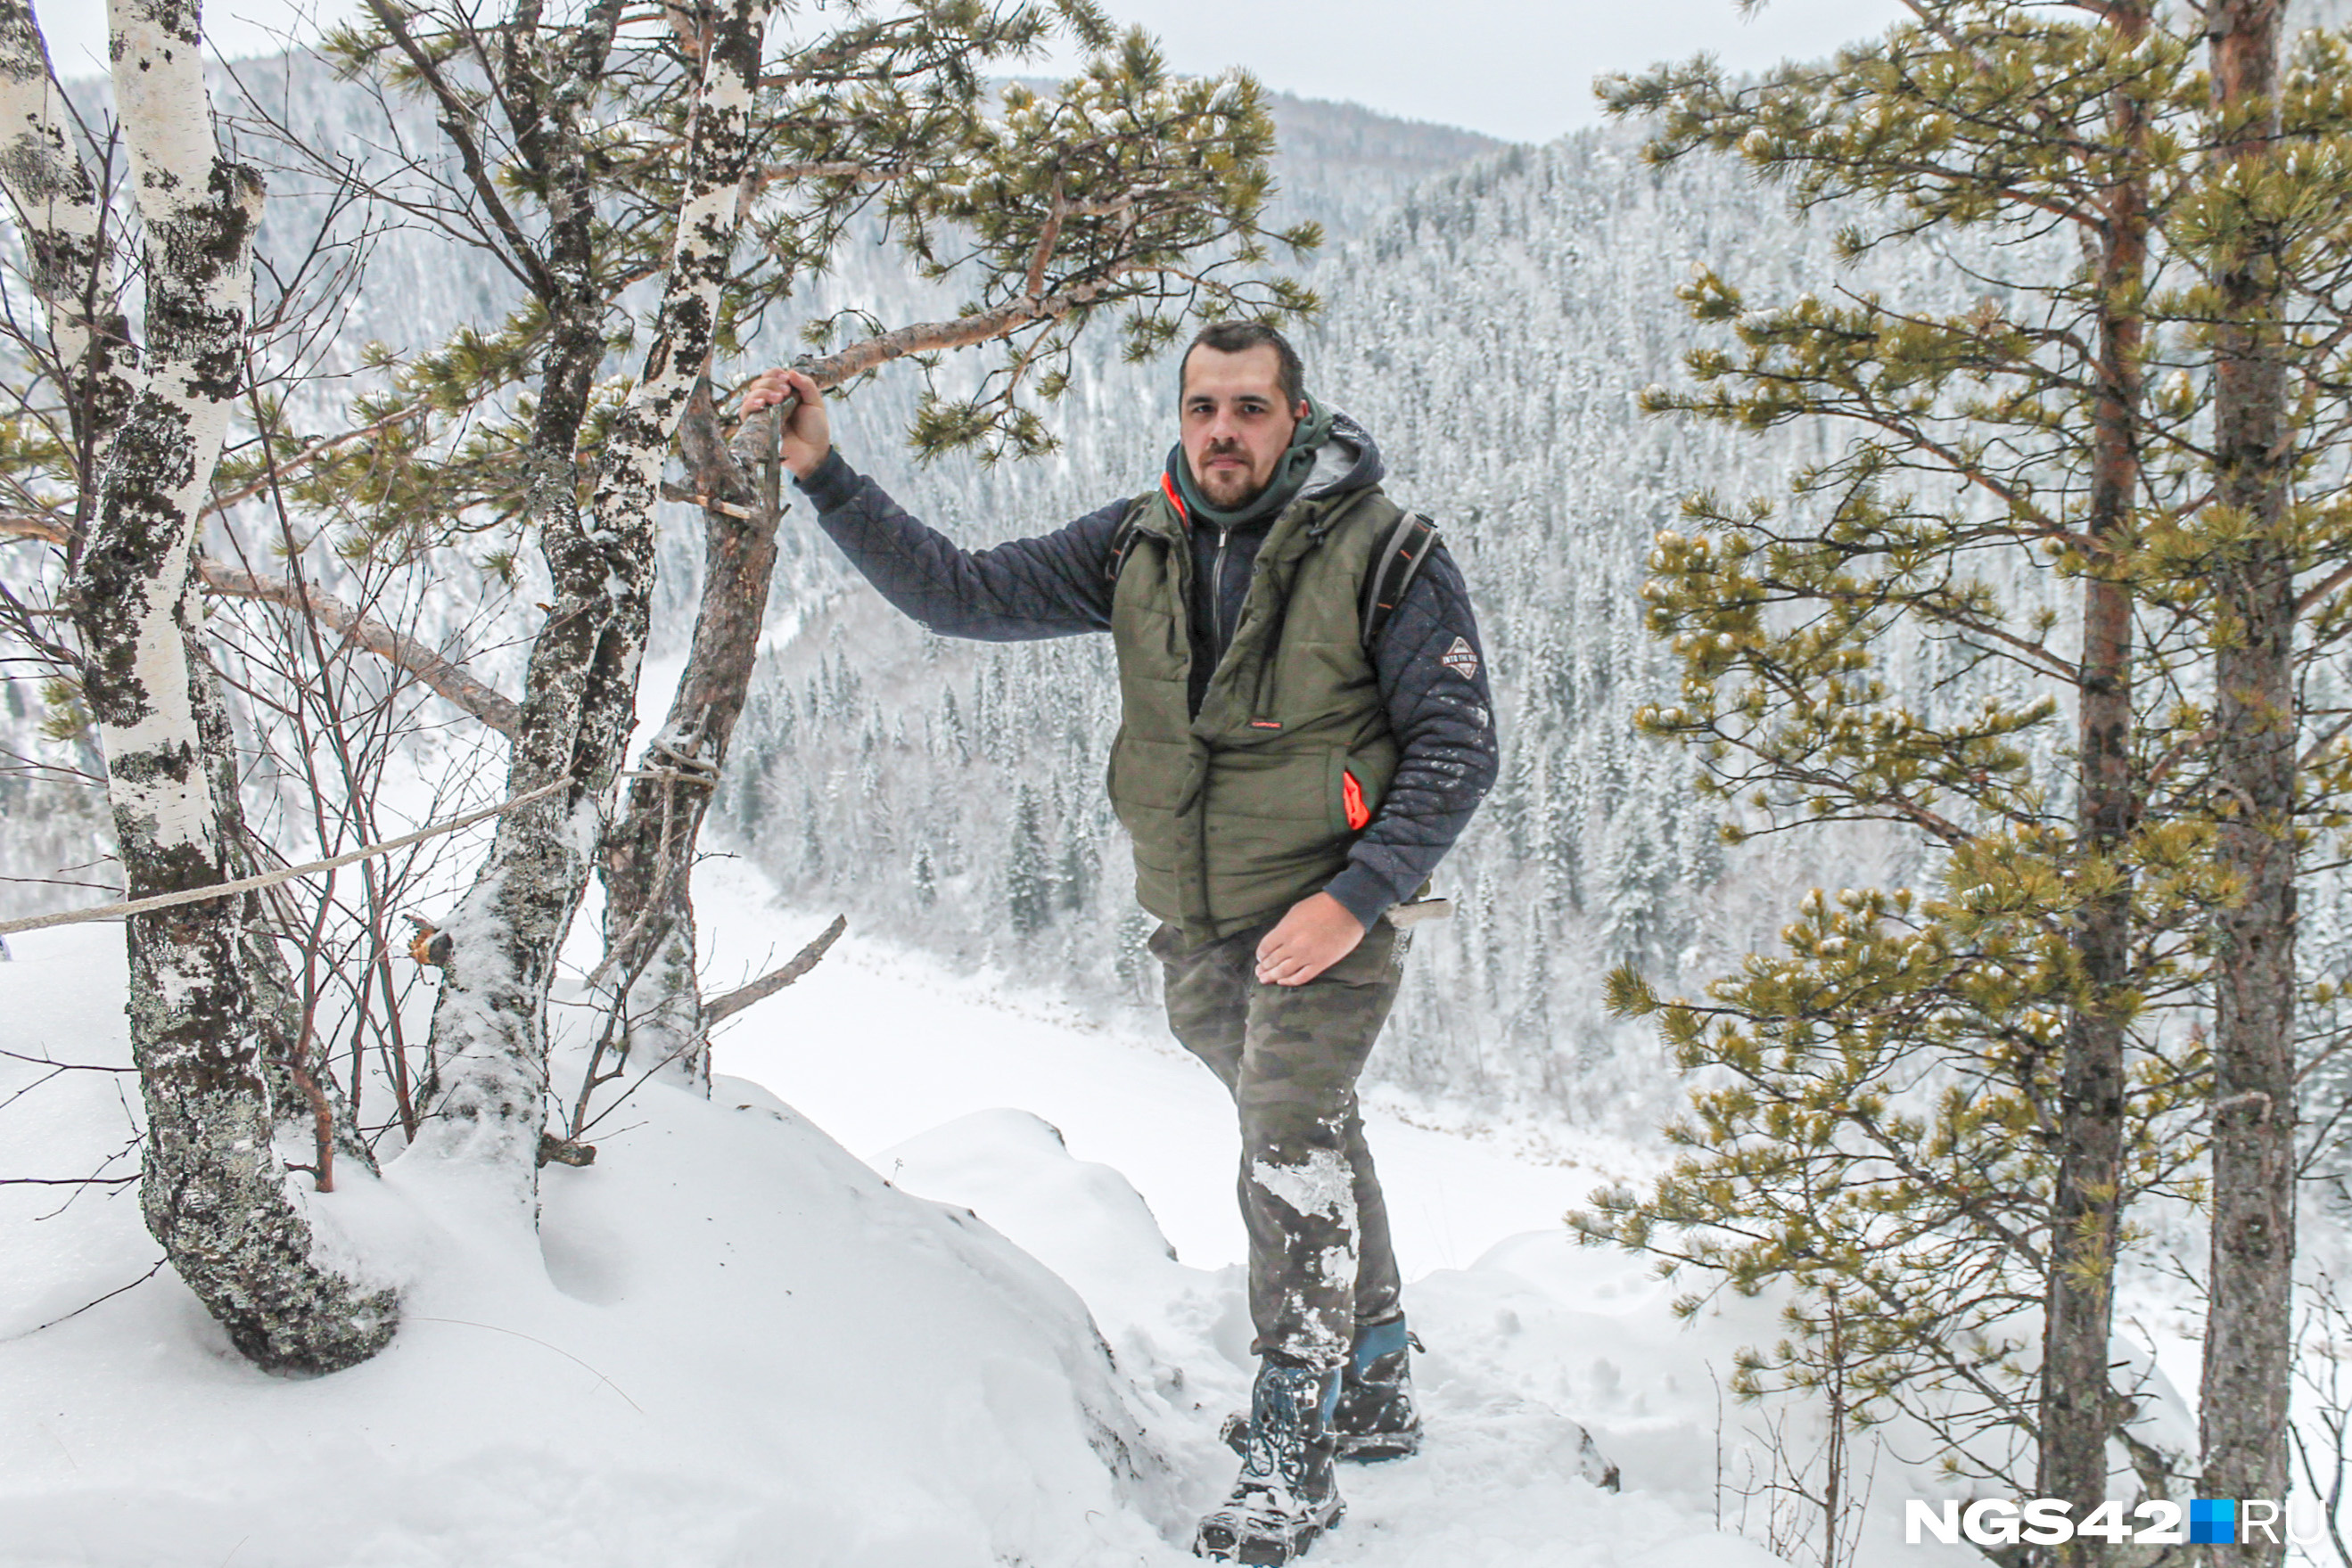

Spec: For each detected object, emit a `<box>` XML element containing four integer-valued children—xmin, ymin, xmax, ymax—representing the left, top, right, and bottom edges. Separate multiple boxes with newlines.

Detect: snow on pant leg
<box><xmin>1154</xmin><ymin>918</ymin><xmax>1408</xmax><ymax>1365</ymax></box>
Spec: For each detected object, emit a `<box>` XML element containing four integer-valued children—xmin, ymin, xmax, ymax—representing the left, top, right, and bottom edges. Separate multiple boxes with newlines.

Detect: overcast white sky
<box><xmin>32</xmin><ymin>0</ymin><xmax>1902</xmax><ymax>145</ymax></box>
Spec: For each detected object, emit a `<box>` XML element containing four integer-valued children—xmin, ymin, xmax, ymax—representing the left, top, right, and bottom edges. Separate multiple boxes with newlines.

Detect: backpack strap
<box><xmin>1361</xmin><ymin>510</ymin><xmax>1440</xmax><ymax>647</ymax></box>
<box><xmin>1103</xmin><ymin>493</ymin><xmax>1155</xmax><ymax>587</ymax></box>
<box><xmin>1106</xmin><ymin>473</ymin><xmax>1191</xmax><ymax>588</ymax></box>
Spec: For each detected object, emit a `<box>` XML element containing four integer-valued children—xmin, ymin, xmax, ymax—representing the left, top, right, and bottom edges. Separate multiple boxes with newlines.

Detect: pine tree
<box><xmin>800</xmin><ymin>784</ymin><xmax>826</xmax><ymax>881</ymax></box>
<box><xmin>1583</xmin><ymin>0</ymin><xmax>2268</xmax><ymax>1524</ymax></box>
<box><xmin>1587</xmin><ymin>2</ymin><xmax>2352</xmax><ymax>1537</ymax></box>
<box><xmin>940</xmin><ymin>687</ymin><xmax>971</xmax><ymax>766</ymax></box>
<box><xmin>1007</xmin><ymin>782</ymin><xmax>1052</xmax><ymax>940</ymax></box>
<box><xmin>1057</xmin><ymin>814</ymin><xmax>1096</xmax><ymax>914</ymax></box>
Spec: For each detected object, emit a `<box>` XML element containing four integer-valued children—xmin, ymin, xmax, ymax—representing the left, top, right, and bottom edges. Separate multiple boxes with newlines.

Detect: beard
<box><xmin>1195</xmin><ymin>447</ymin><xmax>1267</xmax><ymax>510</ymax></box>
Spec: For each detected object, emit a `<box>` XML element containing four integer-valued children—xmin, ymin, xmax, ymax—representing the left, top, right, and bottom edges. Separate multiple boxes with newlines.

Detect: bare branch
<box><xmin>703</xmin><ymin>914</ymin><xmax>846</xmax><ymax>1025</ymax></box>
<box><xmin>199</xmin><ymin>562</ymin><xmax>520</xmax><ymax>735</ymax></box>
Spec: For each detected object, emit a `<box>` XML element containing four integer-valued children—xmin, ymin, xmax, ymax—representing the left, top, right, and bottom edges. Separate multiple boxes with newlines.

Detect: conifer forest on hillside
<box><xmin>6</xmin><ymin>2</ymin><xmax>2352</xmax><ymax>1562</ymax></box>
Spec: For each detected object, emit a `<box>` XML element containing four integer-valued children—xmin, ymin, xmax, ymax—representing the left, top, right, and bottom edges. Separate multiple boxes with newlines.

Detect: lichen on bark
<box><xmin>48</xmin><ymin>0</ymin><xmax>400</xmax><ymax>1375</ymax></box>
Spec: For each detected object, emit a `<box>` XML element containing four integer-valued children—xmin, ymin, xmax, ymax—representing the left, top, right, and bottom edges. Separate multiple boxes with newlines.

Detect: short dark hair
<box><xmin>1182</xmin><ymin>320</ymin><xmax>1305</xmax><ymax>408</ymax></box>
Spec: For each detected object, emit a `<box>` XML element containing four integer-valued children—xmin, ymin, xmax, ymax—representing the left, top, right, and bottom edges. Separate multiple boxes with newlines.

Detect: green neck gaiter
<box><xmin>1168</xmin><ymin>394</ymin><xmax>1335</xmax><ymax>530</ymax></box>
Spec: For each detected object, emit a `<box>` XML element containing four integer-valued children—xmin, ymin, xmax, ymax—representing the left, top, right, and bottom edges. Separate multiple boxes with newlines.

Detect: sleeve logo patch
<box><xmin>1439</xmin><ymin>636</ymin><xmax>1480</xmax><ymax>681</ymax></box>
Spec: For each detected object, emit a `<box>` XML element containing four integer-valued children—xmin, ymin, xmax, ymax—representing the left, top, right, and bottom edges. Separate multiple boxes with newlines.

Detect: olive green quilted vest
<box><xmin>1106</xmin><ymin>476</ymin><xmax>1402</xmax><ymax>940</ymax></box>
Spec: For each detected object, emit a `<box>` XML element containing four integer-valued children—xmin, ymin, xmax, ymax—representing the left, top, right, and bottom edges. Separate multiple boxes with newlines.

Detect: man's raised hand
<box><xmin>739</xmin><ymin>367</ymin><xmax>831</xmax><ymax>480</ymax></box>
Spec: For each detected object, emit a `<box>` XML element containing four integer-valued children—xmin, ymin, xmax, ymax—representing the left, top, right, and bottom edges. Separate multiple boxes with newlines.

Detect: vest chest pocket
<box><xmin>1112</xmin><ymin>600</ymin><xmax>1188</xmax><ymax>681</ymax></box>
<box><xmin>1266</xmin><ymin>634</ymin><xmax>1380</xmax><ymax>721</ymax></box>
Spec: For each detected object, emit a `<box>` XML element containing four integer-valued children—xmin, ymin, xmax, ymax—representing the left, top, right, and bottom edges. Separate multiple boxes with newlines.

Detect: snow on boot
<box><xmin>1194</xmin><ymin>1360</ymin><xmax>1345</xmax><ymax>1564</ymax></box>
<box><xmin>1332</xmin><ymin>1316</ymin><xmax>1422</xmax><ymax>1460</ymax></box>
<box><xmin>1219</xmin><ymin>1318</ymin><xmax>1424</xmax><ymax>1464</ymax></box>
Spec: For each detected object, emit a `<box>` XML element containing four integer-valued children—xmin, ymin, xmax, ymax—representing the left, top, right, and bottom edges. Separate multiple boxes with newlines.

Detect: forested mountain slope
<box><xmin>719</xmin><ymin>111</ymin><xmax>2088</xmax><ymax>1123</ymax></box>
<box><xmin>26</xmin><ymin>45</ymin><xmax>2340</xmax><ymax>1137</ymax></box>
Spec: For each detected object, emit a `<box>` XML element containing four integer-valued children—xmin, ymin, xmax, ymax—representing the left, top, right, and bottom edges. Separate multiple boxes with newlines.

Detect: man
<box><xmin>742</xmin><ymin>322</ymin><xmax>1495</xmax><ymax>1564</ymax></box>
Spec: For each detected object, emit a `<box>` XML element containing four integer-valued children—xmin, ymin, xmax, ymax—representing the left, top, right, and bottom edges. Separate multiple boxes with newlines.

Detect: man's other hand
<box><xmin>1255</xmin><ymin>892</ymin><xmax>1366</xmax><ymax>987</ymax></box>
<box><xmin>739</xmin><ymin>367</ymin><xmax>831</xmax><ymax>480</ymax></box>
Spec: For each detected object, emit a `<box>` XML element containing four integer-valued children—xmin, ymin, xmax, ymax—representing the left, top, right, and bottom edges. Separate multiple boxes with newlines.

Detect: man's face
<box><xmin>1180</xmin><ymin>344</ymin><xmax>1306</xmax><ymax>512</ymax></box>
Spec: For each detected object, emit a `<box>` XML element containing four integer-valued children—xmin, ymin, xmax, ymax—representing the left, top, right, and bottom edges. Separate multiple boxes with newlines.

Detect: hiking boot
<box><xmin>1332</xmin><ymin>1316</ymin><xmax>1421</xmax><ymax>1460</ymax></box>
<box><xmin>1219</xmin><ymin>1317</ymin><xmax>1423</xmax><ymax>1465</ymax></box>
<box><xmin>1194</xmin><ymin>1359</ymin><xmax>1344</xmax><ymax>1564</ymax></box>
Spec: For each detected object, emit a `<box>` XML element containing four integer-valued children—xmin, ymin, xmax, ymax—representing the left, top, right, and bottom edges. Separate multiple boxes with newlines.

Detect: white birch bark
<box><xmin>60</xmin><ymin>0</ymin><xmax>396</xmax><ymax>1372</ymax></box>
<box><xmin>410</xmin><ymin>0</ymin><xmax>777</xmax><ymax>1201</ymax></box>
<box><xmin>4</xmin><ymin>0</ymin><xmax>377</xmax><ymax>1173</ymax></box>
<box><xmin>0</xmin><ymin>0</ymin><xmax>134</xmax><ymax>525</ymax></box>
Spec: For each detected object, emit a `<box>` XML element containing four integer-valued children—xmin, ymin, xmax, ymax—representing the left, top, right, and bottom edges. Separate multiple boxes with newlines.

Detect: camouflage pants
<box><xmin>1152</xmin><ymin>915</ymin><xmax>1408</xmax><ymax>1371</ymax></box>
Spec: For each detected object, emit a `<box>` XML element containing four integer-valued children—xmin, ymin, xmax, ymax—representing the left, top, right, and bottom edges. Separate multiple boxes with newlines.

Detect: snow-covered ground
<box><xmin>0</xmin><ymin>861</ymin><xmax>1985</xmax><ymax>1566</ymax></box>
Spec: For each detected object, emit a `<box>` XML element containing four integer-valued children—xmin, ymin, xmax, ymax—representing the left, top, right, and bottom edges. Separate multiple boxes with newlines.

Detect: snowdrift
<box><xmin>4</xmin><ymin>915</ymin><xmax>1845</xmax><ymax>1566</ymax></box>
<box><xmin>0</xmin><ymin>927</ymin><xmax>1175</xmax><ymax>1567</ymax></box>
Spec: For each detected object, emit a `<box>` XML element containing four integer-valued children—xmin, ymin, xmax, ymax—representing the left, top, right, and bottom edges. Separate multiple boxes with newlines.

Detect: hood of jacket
<box><xmin>1163</xmin><ymin>406</ymin><xmax>1385</xmax><ymax>531</ymax></box>
<box><xmin>1163</xmin><ymin>408</ymin><xmax>1386</xmax><ymax>717</ymax></box>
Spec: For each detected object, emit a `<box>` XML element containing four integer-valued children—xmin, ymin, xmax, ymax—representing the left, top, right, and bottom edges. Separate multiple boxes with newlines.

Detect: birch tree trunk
<box><xmin>413</xmin><ymin>0</ymin><xmax>775</xmax><ymax>1200</ymax></box>
<box><xmin>62</xmin><ymin>0</ymin><xmax>394</xmax><ymax>1373</ymax></box>
<box><xmin>2042</xmin><ymin>6</ymin><xmax>2149</xmax><ymax>1544</ymax></box>
<box><xmin>2199</xmin><ymin>2</ymin><xmax>2297</xmax><ymax>1553</ymax></box>
<box><xmin>386</xmin><ymin>0</ymin><xmax>619</xmax><ymax>1199</ymax></box>
<box><xmin>5</xmin><ymin>0</ymin><xmax>384</xmax><ymax>1186</ymax></box>
<box><xmin>0</xmin><ymin>0</ymin><xmax>132</xmax><ymax>543</ymax></box>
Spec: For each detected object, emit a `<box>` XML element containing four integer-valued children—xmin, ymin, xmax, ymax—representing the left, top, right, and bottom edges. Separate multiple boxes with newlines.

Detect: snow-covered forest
<box><xmin>6</xmin><ymin>0</ymin><xmax>2352</xmax><ymax>1563</ymax></box>
<box><xmin>0</xmin><ymin>45</ymin><xmax>1876</xmax><ymax>1121</ymax></box>
<box><xmin>723</xmin><ymin>126</ymin><xmax>1931</xmax><ymax>1125</ymax></box>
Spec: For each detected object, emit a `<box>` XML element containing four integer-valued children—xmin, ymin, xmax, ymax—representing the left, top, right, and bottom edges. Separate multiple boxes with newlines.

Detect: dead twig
<box><xmin>0</xmin><ymin>1258</ymin><xmax>167</xmax><ymax>1344</ymax></box>
<box><xmin>703</xmin><ymin>914</ymin><xmax>847</xmax><ymax>1026</ymax></box>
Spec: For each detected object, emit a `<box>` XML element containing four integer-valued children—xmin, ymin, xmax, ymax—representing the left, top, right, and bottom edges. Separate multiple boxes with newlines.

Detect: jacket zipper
<box><xmin>1210</xmin><ymin>524</ymin><xmax>1233</xmax><ymax>651</ymax></box>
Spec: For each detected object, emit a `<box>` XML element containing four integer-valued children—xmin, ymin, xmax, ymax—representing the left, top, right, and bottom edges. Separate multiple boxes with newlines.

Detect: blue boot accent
<box><xmin>1219</xmin><ymin>1318</ymin><xmax>1425</xmax><ymax>1465</ymax></box>
<box><xmin>1351</xmin><ymin>1315</ymin><xmax>1410</xmax><ymax>1373</ymax></box>
<box><xmin>1333</xmin><ymin>1314</ymin><xmax>1421</xmax><ymax>1461</ymax></box>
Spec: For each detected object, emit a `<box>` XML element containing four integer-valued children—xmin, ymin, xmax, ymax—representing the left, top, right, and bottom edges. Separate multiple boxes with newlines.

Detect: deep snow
<box><xmin>0</xmin><ymin>860</ymin><xmax>1991</xmax><ymax>1567</ymax></box>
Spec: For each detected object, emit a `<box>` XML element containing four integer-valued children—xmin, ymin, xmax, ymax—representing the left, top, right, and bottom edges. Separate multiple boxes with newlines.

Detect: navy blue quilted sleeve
<box><xmin>796</xmin><ymin>448</ymin><xmax>1125</xmax><ymax>639</ymax></box>
<box><xmin>1322</xmin><ymin>541</ymin><xmax>1499</xmax><ymax>928</ymax></box>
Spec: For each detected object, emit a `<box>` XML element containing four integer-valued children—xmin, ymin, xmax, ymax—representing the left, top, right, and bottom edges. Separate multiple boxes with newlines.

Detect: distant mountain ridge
<box><xmin>43</xmin><ymin>42</ymin><xmax>2340</xmax><ymax>1139</ymax></box>
<box><xmin>0</xmin><ymin>45</ymin><xmax>1934</xmax><ymax>1124</ymax></box>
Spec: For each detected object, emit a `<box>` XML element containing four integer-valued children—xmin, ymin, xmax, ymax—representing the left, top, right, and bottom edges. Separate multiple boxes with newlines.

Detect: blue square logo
<box><xmin>2190</xmin><ymin>1498</ymin><xmax>2237</xmax><ymax>1545</ymax></box>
